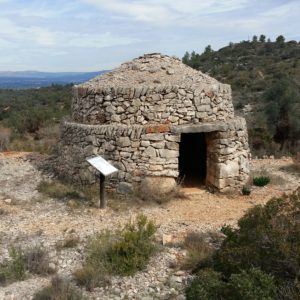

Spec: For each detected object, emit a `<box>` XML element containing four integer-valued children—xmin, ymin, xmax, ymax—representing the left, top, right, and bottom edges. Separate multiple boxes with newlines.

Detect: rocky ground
<box><xmin>0</xmin><ymin>152</ymin><xmax>299</xmax><ymax>300</ymax></box>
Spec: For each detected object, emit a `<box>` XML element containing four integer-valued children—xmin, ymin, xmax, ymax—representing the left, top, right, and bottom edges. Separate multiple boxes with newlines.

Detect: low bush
<box><xmin>214</xmin><ymin>188</ymin><xmax>300</xmax><ymax>281</ymax></box>
<box><xmin>0</xmin><ymin>246</ymin><xmax>53</xmax><ymax>286</ymax></box>
<box><xmin>185</xmin><ymin>188</ymin><xmax>300</xmax><ymax>299</ymax></box>
<box><xmin>33</xmin><ymin>276</ymin><xmax>84</xmax><ymax>300</ymax></box>
<box><xmin>182</xmin><ymin>232</ymin><xmax>218</xmax><ymax>271</ymax></box>
<box><xmin>186</xmin><ymin>268</ymin><xmax>276</xmax><ymax>300</ymax></box>
<box><xmin>186</xmin><ymin>269</ymin><xmax>226</xmax><ymax>300</ymax></box>
<box><xmin>253</xmin><ymin>176</ymin><xmax>270</xmax><ymax>186</ymax></box>
<box><xmin>0</xmin><ymin>247</ymin><xmax>26</xmax><ymax>286</ymax></box>
<box><xmin>56</xmin><ymin>236</ymin><xmax>80</xmax><ymax>250</ymax></box>
<box><xmin>24</xmin><ymin>247</ymin><xmax>53</xmax><ymax>275</ymax></box>
<box><xmin>228</xmin><ymin>268</ymin><xmax>275</xmax><ymax>300</ymax></box>
<box><xmin>73</xmin><ymin>264</ymin><xmax>109</xmax><ymax>291</ymax></box>
<box><xmin>242</xmin><ymin>186</ymin><xmax>251</xmax><ymax>195</ymax></box>
<box><xmin>74</xmin><ymin>215</ymin><xmax>157</xmax><ymax>290</ymax></box>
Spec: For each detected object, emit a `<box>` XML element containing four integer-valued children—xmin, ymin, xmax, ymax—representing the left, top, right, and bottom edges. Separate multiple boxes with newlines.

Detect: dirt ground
<box><xmin>0</xmin><ymin>152</ymin><xmax>299</xmax><ymax>299</ymax></box>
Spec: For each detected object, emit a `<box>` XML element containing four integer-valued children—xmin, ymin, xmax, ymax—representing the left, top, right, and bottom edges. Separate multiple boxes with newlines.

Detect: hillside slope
<box><xmin>183</xmin><ymin>36</ymin><xmax>300</xmax><ymax>156</ymax></box>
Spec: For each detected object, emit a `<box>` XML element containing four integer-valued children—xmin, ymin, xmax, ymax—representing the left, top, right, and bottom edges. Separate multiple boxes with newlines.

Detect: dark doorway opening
<box><xmin>179</xmin><ymin>133</ymin><xmax>207</xmax><ymax>187</ymax></box>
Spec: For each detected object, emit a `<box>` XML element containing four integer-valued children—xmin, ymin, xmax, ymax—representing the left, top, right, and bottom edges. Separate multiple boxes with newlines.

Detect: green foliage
<box><xmin>242</xmin><ymin>186</ymin><xmax>251</xmax><ymax>195</ymax></box>
<box><xmin>0</xmin><ymin>246</ymin><xmax>54</xmax><ymax>286</ymax></box>
<box><xmin>186</xmin><ymin>269</ymin><xmax>226</xmax><ymax>300</ymax></box>
<box><xmin>214</xmin><ymin>188</ymin><xmax>300</xmax><ymax>282</ymax></box>
<box><xmin>186</xmin><ymin>268</ymin><xmax>275</xmax><ymax>300</ymax></box>
<box><xmin>33</xmin><ymin>276</ymin><xmax>85</xmax><ymax>300</ymax></box>
<box><xmin>0</xmin><ymin>247</ymin><xmax>26</xmax><ymax>285</ymax></box>
<box><xmin>253</xmin><ymin>176</ymin><xmax>270</xmax><ymax>186</ymax></box>
<box><xmin>182</xmin><ymin>35</ymin><xmax>300</xmax><ymax>155</ymax></box>
<box><xmin>74</xmin><ymin>215</ymin><xmax>157</xmax><ymax>290</ymax></box>
<box><xmin>186</xmin><ymin>189</ymin><xmax>300</xmax><ymax>299</ymax></box>
<box><xmin>0</xmin><ymin>84</ymin><xmax>71</xmax><ymax>135</ymax></box>
<box><xmin>228</xmin><ymin>268</ymin><xmax>275</xmax><ymax>300</ymax></box>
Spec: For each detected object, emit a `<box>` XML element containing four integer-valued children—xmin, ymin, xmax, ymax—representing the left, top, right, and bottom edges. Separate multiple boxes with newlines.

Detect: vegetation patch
<box><xmin>33</xmin><ymin>276</ymin><xmax>85</xmax><ymax>300</ymax></box>
<box><xmin>253</xmin><ymin>176</ymin><xmax>270</xmax><ymax>186</ymax></box>
<box><xmin>56</xmin><ymin>236</ymin><xmax>80</xmax><ymax>250</ymax></box>
<box><xmin>0</xmin><ymin>246</ymin><xmax>53</xmax><ymax>286</ymax></box>
<box><xmin>185</xmin><ymin>188</ymin><xmax>300</xmax><ymax>299</ymax></box>
<box><xmin>37</xmin><ymin>180</ymin><xmax>98</xmax><ymax>206</ymax></box>
<box><xmin>241</xmin><ymin>186</ymin><xmax>251</xmax><ymax>195</ymax></box>
<box><xmin>74</xmin><ymin>215</ymin><xmax>157</xmax><ymax>290</ymax></box>
<box><xmin>182</xmin><ymin>232</ymin><xmax>222</xmax><ymax>271</ymax></box>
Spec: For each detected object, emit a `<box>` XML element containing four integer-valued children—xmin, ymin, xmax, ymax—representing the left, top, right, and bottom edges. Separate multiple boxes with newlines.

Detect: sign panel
<box><xmin>87</xmin><ymin>156</ymin><xmax>118</xmax><ymax>176</ymax></box>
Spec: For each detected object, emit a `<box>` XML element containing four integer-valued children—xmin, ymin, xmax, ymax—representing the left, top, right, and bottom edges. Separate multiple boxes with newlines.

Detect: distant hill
<box><xmin>0</xmin><ymin>70</ymin><xmax>108</xmax><ymax>89</ymax></box>
<box><xmin>183</xmin><ymin>35</ymin><xmax>300</xmax><ymax>155</ymax></box>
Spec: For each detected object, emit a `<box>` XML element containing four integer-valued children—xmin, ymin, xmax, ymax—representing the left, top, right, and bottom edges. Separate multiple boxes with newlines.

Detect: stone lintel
<box><xmin>170</xmin><ymin>122</ymin><xmax>228</xmax><ymax>133</ymax></box>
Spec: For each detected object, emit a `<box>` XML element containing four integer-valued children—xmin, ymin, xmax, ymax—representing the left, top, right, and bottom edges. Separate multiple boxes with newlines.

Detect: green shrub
<box><xmin>228</xmin><ymin>268</ymin><xmax>275</xmax><ymax>300</ymax></box>
<box><xmin>242</xmin><ymin>186</ymin><xmax>251</xmax><ymax>195</ymax></box>
<box><xmin>0</xmin><ymin>247</ymin><xmax>26</xmax><ymax>286</ymax></box>
<box><xmin>186</xmin><ymin>269</ymin><xmax>226</xmax><ymax>300</ymax></box>
<box><xmin>253</xmin><ymin>176</ymin><xmax>270</xmax><ymax>186</ymax></box>
<box><xmin>33</xmin><ymin>276</ymin><xmax>84</xmax><ymax>300</ymax></box>
<box><xmin>186</xmin><ymin>268</ymin><xmax>275</xmax><ymax>300</ymax></box>
<box><xmin>0</xmin><ymin>246</ymin><xmax>53</xmax><ymax>286</ymax></box>
<box><xmin>214</xmin><ymin>188</ymin><xmax>300</xmax><ymax>282</ymax></box>
<box><xmin>74</xmin><ymin>215</ymin><xmax>157</xmax><ymax>290</ymax></box>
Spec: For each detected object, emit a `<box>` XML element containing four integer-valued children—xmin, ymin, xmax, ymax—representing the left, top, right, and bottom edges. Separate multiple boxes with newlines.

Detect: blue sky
<box><xmin>0</xmin><ymin>0</ymin><xmax>299</xmax><ymax>71</ymax></box>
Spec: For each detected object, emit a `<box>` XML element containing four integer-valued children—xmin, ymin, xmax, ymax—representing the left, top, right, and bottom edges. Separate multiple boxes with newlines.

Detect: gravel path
<box><xmin>0</xmin><ymin>152</ymin><xmax>299</xmax><ymax>299</ymax></box>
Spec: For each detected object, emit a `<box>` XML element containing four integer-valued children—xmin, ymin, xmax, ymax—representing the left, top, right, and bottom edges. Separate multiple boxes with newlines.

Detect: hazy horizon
<box><xmin>0</xmin><ymin>0</ymin><xmax>299</xmax><ymax>72</ymax></box>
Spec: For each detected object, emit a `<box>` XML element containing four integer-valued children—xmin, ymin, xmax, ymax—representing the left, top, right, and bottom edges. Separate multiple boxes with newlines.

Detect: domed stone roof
<box><xmin>79</xmin><ymin>53</ymin><xmax>219</xmax><ymax>89</ymax></box>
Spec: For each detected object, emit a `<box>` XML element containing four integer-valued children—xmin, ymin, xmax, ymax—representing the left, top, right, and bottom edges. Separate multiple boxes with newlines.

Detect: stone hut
<box><xmin>58</xmin><ymin>53</ymin><xmax>250</xmax><ymax>193</ymax></box>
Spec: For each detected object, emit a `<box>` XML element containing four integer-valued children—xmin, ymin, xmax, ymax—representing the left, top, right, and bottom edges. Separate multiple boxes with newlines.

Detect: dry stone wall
<box><xmin>72</xmin><ymin>83</ymin><xmax>234</xmax><ymax>126</ymax></box>
<box><xmin>57</xmin><ymin>117</ymin><xmax>249</xmax><ymax>193</ymax></box>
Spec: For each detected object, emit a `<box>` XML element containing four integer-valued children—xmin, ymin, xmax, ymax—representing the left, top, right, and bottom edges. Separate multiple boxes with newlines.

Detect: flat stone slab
<box><xmin>170</xmin><ymin>122</ymin><xmax>229</xmax><ymax>133</ymax></box>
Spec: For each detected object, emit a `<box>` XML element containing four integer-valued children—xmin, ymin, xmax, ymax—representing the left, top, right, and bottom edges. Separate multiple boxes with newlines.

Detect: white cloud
<box><xmin>261</xmin><ymin>1</ymin><xmax>300</xmax><ymax>17</ymax></box>
<box><xmin>82</xmin><ymin>0</ymin><xmax>248</xmax><ymax>24</ymax></box>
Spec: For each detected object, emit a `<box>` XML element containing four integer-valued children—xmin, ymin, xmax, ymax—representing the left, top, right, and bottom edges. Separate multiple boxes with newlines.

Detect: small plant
<box><xmin>0</xmin><ymin>246</ymin><xmax>54</xmax><ymax>286</ymax></box>
<box><xmin>33</xmin><ymin>276</ymin><xmax>85</xmax><ymax>300</ymax></box>
<box><xmin>253</xmin><ymin>176</ymin><xmax>270</xmax><ymax>186</ymax></box>
<box><xmin>56</xmin><ymin>236</ymin><xmax>80</xmax><ymax>250</ymax></box>
<box><xmin>242</xmin><ymin>186</ymin><xmax>251</xmax><ymax>195</ymax></box>
<box><xmin>74</xmin><ymin>215</ymin><xmax>157</xmax><ymax>290</ymax></box>
<box><xmin>73</xmin><ymin>264</ymin><xmax>110</xmax><ymax>291</ymax></box>
<box><xmin>0</xmin><ymin>247</ymin><xmax>26</xmax><ymax>286</ymax></box>
<box><xmin>182</xmin><ymin>232</ymin><xmax>217</xmax><ymax>271</ymax></box>
<box><xmin>23</xmin><ymin>247</ymin><xmax>53</xmax><ymax>275</ymax></box>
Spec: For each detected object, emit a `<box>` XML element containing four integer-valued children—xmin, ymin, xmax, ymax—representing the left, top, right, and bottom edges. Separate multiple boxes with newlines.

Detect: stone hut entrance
<box><xmin>179</xmin><ymin>133</ymin><xmax>207</xmax><ymax>187</ymax></box>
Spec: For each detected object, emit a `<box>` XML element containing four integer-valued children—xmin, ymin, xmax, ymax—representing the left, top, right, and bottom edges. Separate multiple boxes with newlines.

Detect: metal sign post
<box><xmin>86</xmin><ymin>156</ymin><xmax>118</xmax><ymax>209</ymax></box>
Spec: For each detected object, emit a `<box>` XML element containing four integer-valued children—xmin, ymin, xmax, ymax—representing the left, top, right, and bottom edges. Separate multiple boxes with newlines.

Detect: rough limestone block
<box><xmin>217</xmin><ymin>160</ymin><xmax>239</xmax><ymax>178</ymax></box>
<box><xmin>159</xmin><ymin>149</ymin><xmax>179</xmax><ymax>158</ymax></box>
<box><xmin>140</xmin><ymin>177</ymin><xmax>176</xmax><ymax>194</ymax></box>
<box><xmin>117</xmin><ymin>182</ymin><xmax>133</xmax><ymax>194</ymax></box>
<box><xmin>143</xmin><ymin>146</ymin><xmax>157</xmax><ymax>157</ymax></box>
<box><xmin>116</xmin><ymin>137</ymin><xmax>131</xmax><ymax>147</ymax></box>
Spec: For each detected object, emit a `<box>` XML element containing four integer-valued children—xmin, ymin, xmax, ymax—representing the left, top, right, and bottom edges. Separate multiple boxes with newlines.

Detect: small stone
<box><xmin>117</xmin><ymin>182</ymin><xmax>133</xmax><ymax>194</ymax></box>
<box><xmin>4</xmin><ymin>198</ymin><xmax>12</xmax><ymax>204</ymax></box>
<box><xmin>166</xmin><ymin>68</ymin><xmax>175</xmax><ymax>75</ymax></box>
